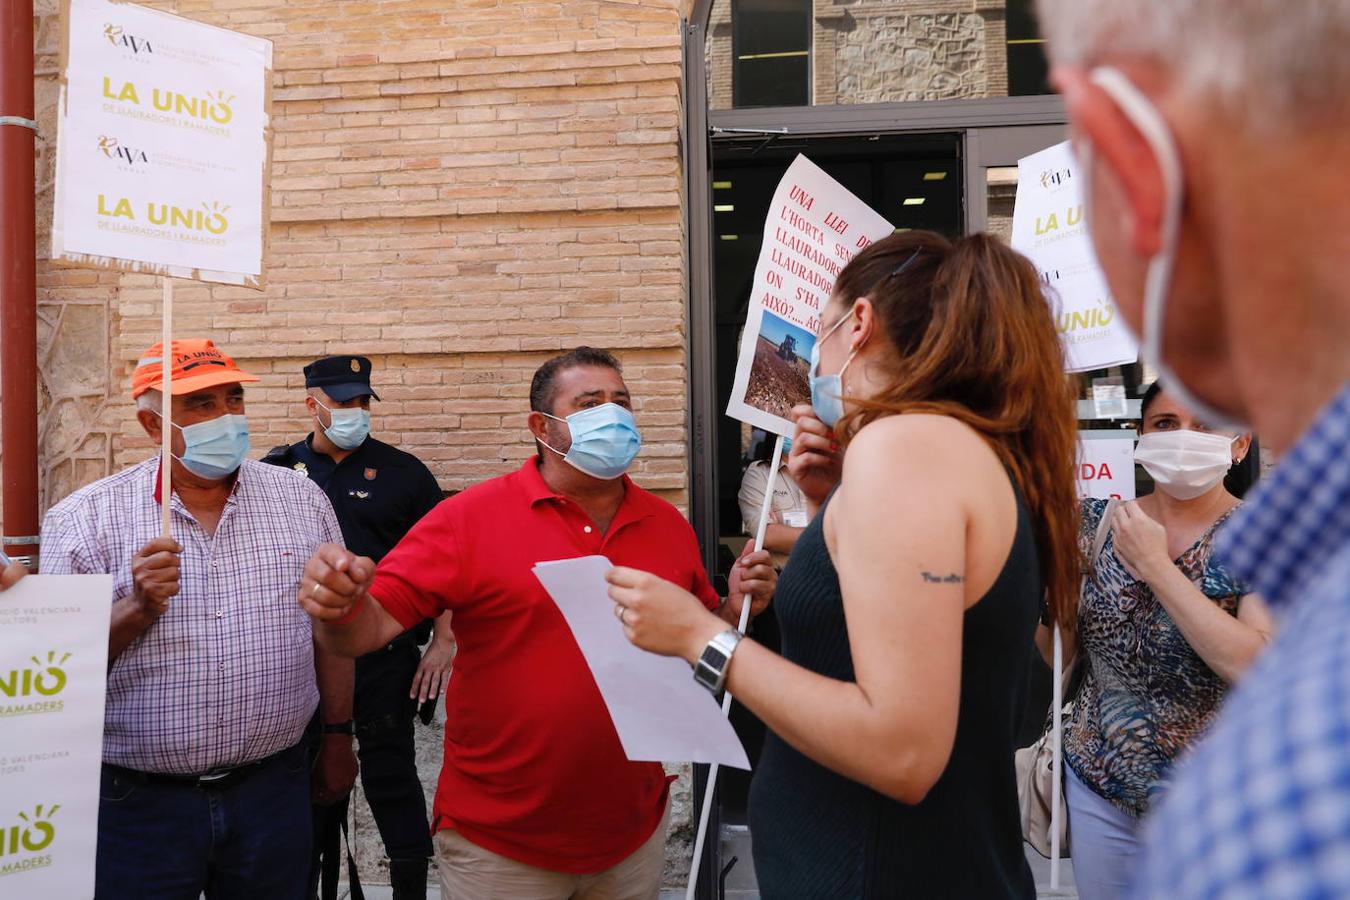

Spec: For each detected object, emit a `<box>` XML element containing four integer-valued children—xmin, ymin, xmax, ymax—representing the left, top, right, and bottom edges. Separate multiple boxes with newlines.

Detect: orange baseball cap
<box><xmin>131</xmin><ymin>339</ymin><xmax>259</xmax><ymax>398</ymax></box>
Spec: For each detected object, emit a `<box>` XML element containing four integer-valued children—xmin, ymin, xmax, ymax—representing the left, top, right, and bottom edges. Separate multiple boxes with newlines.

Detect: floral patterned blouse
<box><xmin>1064</xmin><ymin>497</ymin><xmax>1250</xmax><ymax>819</ymax></box>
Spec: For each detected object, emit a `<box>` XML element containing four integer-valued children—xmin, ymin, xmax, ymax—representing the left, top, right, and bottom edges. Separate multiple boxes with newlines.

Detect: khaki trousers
<box><xmin>433</xmin><ymin>799</ymin><xmax>671</xmax><ymax>900</ymax></box>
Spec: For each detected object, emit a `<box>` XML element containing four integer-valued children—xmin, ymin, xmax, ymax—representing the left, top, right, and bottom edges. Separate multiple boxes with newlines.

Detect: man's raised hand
<box><xmin>300</xmin><ymin>543</ymin><xmax>375</xmax><ymax>622</ymax></box>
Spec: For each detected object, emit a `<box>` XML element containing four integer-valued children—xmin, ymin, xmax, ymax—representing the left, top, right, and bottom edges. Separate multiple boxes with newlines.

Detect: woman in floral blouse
<box><xmin>1063</xmin><ymin>385</ymin><xmax>1275</xmax><ymax>899</ymax></box>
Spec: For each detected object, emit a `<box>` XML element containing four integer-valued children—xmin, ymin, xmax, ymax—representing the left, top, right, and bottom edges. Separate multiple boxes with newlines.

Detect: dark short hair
<box><xmin>1140</xmin><ymin>382</ymin><xmax>1165</xmax><ymax>420</ymax></box>
<box><xmin>529</xmin><ymin>347</ymin><xmax>622</xmax><ymax>415</ymax></box>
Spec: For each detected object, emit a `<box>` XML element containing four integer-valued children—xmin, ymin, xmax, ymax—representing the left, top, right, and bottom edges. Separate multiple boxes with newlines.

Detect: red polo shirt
<box><xmin>369</xmin><ymin>457</ymin><xmax>720</xmax><ymax>873</ymax></box>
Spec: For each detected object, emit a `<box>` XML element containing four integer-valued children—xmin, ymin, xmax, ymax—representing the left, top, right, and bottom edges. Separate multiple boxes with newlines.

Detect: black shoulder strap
<box><xmin>319</xmin><ymin>799</ymin><xmax>364</xmax><ymax>900</ymax></box>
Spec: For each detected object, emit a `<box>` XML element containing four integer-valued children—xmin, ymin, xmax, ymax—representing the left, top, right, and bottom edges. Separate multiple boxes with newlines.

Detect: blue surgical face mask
<box><xmin>808</xmin><ymin>308</ymin><xmax>857</xmax><ymax>428</ymax></box>
<box><xmin>541</xmin><ymin>403</ymin><xmax>642</xmax><ymax>480</ymax></box>
<box><xmin>167</xmin><ymin>413</ymin><xmax>250</xmax><ymax>480</ymax></box>
<box><xmin>315</xmin><ymin>399</ymin><xmax>371</xmax><ymax>451</ymax></box>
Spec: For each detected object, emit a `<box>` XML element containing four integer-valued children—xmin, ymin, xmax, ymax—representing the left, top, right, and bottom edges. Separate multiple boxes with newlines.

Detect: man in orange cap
<box><xmin>39</xmin><ymin>339</ymin><xmax>357</xmax><ymax>900</ymax></box>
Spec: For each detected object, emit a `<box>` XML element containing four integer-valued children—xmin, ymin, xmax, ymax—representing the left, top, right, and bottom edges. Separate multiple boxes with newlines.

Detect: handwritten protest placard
<box><xmin>726</xmin><ymin>155</ymin><xmax>896</xmax><ymax>436</ymax></box>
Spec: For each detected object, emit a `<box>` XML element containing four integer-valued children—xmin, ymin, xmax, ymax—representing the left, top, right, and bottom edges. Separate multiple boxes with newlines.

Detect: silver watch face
<box><xmin>693</xmin><ymin>631</ymin><xmax>739</xmax><ymax>692</ymax></box>
<box><xmin>700</xmin><ymin>643</ymin><xmax>731</xmax><ymax>668</ymax></box>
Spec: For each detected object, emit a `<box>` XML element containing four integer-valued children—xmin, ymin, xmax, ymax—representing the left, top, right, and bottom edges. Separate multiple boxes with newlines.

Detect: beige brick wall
<box><xmin>21</xmin><ymin>0</ymin><xmax>693</xmax><ymax>514</ymax></box>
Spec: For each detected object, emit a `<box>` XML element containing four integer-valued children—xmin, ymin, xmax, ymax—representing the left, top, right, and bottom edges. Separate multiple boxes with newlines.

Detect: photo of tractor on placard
<box><xmin>743</xmin><ymin>311</ymin><xmax>815</xmax><ymax>421</ymax></box>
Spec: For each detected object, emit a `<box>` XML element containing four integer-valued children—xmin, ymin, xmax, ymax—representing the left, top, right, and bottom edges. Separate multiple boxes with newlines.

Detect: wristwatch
<box><xmin>693</xmin><ymin>630</ymin><xmax>743</xmax><ymax>694</ymax></box>
<box><xmin>321</xmin><ymin>720</ymin><xmax>354</xmax><ymax>735</ymax></box>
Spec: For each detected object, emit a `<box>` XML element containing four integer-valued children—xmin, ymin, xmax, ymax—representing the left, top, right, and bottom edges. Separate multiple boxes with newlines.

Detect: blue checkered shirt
<box><xmin>41</xmin><ymin>458</ymin><xmax>343</xmax><ymax>775</ymax></box>
<box><xmin>1132</xmin><ymin>381</ymin><xmax>1350</xmax><ymax>899</ymax></box>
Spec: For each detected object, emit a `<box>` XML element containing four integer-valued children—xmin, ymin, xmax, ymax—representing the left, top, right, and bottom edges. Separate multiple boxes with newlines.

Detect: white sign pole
<box><xmin>685</xmin><ymin>435</ymin><xmax>785</xmax><ymax>900</ymax></box>
<box><xmin>160</xmin><ymin>278</ymin><xmax>173</xmax><ymax>537</ymax></box>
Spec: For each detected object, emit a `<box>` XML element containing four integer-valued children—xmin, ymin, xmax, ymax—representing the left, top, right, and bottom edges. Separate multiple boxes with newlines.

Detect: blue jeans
<box><xmin>95</xmin><ymin>743</ymin><xmax>312</xmax><ymax>900</ymax></box>
<box><xmin>1066</xmin><ymin>766</ymin><xmax>1141</xmax><ymax>900</ymax></box>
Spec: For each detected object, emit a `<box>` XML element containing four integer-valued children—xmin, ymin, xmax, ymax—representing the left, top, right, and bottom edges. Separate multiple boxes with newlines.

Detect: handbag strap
<box><xmin>1050</xmin><ymin>624</ymin><xmax>1065</xmax><ymax>881</ymax></box>
<box><xmin>1087</xmin><ymin>498</ymin><xmax>1120</xmax><ymax>582</ymax></box>
<box><xmin>1047</xmin><ymin>498</ymin><xmax>1121</xmax><ymax>882</ymax></box>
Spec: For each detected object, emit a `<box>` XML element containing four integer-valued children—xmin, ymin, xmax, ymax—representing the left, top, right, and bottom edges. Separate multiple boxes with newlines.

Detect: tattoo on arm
<box><xmin>921</xmin><ymin>571</ymin><xmax>964</xmax><ymax>585</ymax></box>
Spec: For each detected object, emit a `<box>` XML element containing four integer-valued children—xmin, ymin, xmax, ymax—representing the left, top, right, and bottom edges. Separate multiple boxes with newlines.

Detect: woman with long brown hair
<box><xmin>606</xmin><ymin>231</ymin><xmax>1080</xmax><ymax>897</ymax></box>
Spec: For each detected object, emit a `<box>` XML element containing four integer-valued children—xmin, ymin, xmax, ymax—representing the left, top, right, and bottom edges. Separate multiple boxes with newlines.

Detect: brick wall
<box><xmin>20</xmin><ymin>0</ymin><xmax>693</xmax><ymax>513</ymax></box>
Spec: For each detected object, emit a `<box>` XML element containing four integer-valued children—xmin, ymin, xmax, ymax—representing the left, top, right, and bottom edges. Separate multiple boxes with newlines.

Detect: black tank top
<box><xmin>748</xmin><ymin>483</ymin><xmax>1039</xmax><ymax>899</ymax></box>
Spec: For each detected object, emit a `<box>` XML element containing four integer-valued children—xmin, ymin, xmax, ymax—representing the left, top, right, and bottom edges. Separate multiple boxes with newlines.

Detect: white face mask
<box><xmin>1084</xmin><ymin>68</ymin><xmax>1250</xmax><ymax>432</ymax></box>
<box><xmin>1134</xmin><ymin>430</ymin><xmax>1237</xmax><ymax>501</ymax></box>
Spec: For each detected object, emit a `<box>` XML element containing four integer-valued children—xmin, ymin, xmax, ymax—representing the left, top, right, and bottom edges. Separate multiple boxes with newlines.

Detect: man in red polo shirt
<box><xmin>298</xmin><ymin>347</ymin><xmax>775</xmax><ymax>899</ymax></box>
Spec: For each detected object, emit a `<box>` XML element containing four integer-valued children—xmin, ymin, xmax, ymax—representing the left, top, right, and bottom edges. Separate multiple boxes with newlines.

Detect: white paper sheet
<box><xmin>532</xmin><ymin>556</ymin><xmax>750</xmax><ymax>769</ymax></box>
<box><xmin>0</xmin><ymin>575</ymin><xmax>114</xmax><ymax>897</ymax></box>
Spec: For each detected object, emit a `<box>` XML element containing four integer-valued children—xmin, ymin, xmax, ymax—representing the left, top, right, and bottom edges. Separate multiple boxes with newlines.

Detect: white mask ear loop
<box><xmin>312</xmin><ymin>397</ymin><xmax>331</xmax><ymax>431</ymax></box>
<box><xmin>536</xmin><ymin>412</ymin><xmax>569</xmax><ymax>459</ymax></box>
<box><xmin>1089</xmin><ymin>68</ymin><xmax>1183</xmax><ymax>370</ymax></box>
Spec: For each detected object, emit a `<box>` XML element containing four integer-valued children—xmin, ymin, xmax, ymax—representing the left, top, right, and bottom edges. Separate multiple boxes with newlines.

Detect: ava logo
<box><xmin>0</xmin><ymin>651</ymin><xmax>70</xmax><ymax>700</ymax></box>
<box><xmin>97</xmin><ymin>195</ymin><xmax>230</xmax><ymax>235</ymax></box>
<box><xmin>103</xmin><ymin>23</ymin><xmax>153</xmax><ymax>55</ymax></box>
<box><xmin>1039</xmin><ymin>166</ymin><xmax>1073</xmax><ymax>192</ymax></box>
<box><xmin>0</xmin><ymin>805</ymin><xmax>58</xmax><ymax>860</ymax></box>
<box><xmin>97</xmin><ymin>136</ymin><xmax>149</xmax><ymax>167</ymax></box>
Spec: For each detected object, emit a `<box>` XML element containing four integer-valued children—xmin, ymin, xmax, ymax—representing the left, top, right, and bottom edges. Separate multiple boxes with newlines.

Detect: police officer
<box><xmin>263</xmin><ymin>355</ymin><xmax>451</xmax><ymax>900</ymax></box>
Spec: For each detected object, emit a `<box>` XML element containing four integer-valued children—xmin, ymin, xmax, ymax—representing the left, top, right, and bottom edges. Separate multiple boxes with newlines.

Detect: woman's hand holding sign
<box><xmin>788</xmin><ymin>404</ymin><xmax>842</xmax><ymax>513</ymax></box>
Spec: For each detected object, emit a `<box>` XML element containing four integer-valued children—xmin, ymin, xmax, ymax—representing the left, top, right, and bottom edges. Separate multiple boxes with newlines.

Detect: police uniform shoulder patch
<box><xmin>364</xmin><ymin>467</ymin><xmax>377</xmax><ymax>481</ymax></box>
<box><xmin>293</xmin><ymin>461</ymin><xmax>309</xmax><ymax>477</ymax></box>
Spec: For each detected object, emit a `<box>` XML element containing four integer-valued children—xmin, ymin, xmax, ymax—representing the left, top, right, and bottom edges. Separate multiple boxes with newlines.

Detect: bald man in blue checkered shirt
<box><xmin>1036</xmin><ymin>1</ymin><xmax>1350</xmax><ymax>896</ymax></box>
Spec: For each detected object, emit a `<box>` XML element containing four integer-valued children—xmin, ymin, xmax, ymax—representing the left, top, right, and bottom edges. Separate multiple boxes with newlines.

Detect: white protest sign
<box><xmin>0</xmin><ymin>575</ymin><xmax>113</xmax><ymax>896</ymax></box>
<box><xmin>1011</xmin><ymin>141</ymin><xmax>1138</xmax><ymax>373</ymax></box>
<box><xmin>532</xmin><ymin>557</ymin><xmax>750</xmax><ymax>769</ymax></box>
<box><xmin>51</xmin><ymin>0</ymin><xmax>273</xmax><ymax>288</ymax></box>
<box><xmin>1077</xmin><ymin>435</ymin><xmax>1136</xmax><ymax>500</ymax></box>
<box><xmin>727</xmin><ymin>155</ymin><xmax>895</xmax><ymax>436</ymax></box>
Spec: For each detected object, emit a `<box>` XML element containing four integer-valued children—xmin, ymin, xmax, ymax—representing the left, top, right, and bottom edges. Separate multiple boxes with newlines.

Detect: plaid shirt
<box><xmin>40</xmin><ymin>457</ymin><xmax>343</xmax><ymax>775</ymax></box>
<box><xmin>1133</xmin><ymin>381</ymin><xmax>1350</xmax><ymax>899</ymax></box>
